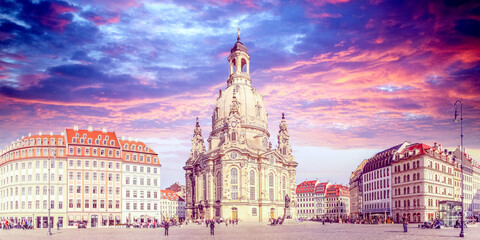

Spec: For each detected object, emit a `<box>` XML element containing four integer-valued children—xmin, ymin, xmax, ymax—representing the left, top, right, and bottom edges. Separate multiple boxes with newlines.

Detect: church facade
<box><xmin>184</xmin><ymin>33</ymin><xmax>298</xmax><ymax>222</ymax></box>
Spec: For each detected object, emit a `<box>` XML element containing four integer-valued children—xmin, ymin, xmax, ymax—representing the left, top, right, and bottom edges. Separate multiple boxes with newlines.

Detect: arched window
<box><xmin>203</xmin><ymin>174</ymin><xmax>207</xmax><ymax>201</ymax></box>
<box><xmin>231</xmin><ymin>168</ymin><xmax>238</xmax><ymax>200</ymax></box>
<box><xmin>231</xmin><ymin>168</ymin><xmax>238</xmax><ymax>184</ymax></box>
<box><xmin>231</xmin><ymin>132</ymin><xmax>237</xmax><ymax>141</ymax></box>
<box><xmin>250</xmin><ymin>170</ymin><xmax>255</xmax><ymax>200</ymax></box>
<box><xmin>269</xmin><ymin>172</ymin><xmax>274</xmax><ymax>201</ymax></box>
<box><xmin>216</xmin><ymin>172</ymin><xmax>222</xmax><ymax>200</ymax></box>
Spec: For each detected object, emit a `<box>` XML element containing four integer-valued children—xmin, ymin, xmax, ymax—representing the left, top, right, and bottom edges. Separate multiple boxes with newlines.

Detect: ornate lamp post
<box><xmin>453</xmin><ymin>100</ymin><xmax>464</xmax><ymax>238</ymax></box>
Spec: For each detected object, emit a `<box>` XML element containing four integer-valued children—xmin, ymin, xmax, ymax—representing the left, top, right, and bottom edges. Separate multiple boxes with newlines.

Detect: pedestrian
<box><xmin>164</xmin><ymin>221</ymin><xmax>169</xmax><ymax>236</ymax></box>
<box><xmin>57</xmin><ymin>221</ymin><xmax>60</xmax><ymax>230</ymax></box>
<box><xmin>403</xmin><ymin>218</ymin><xmax>408</xmax><ymax>232</ymax></box>
<box><xmin>210</xmin><ymin>219</ymin><xmax>215</xmax><ymax>235</ymax></box>
<box><xmin>322</xmin><ymin>218</ymin><xmax>325</xmax><ymax>225</ymax></box>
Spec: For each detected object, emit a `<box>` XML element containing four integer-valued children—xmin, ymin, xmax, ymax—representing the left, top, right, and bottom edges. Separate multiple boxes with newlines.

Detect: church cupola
<box><xmin>277</xmin><ymin>113</ymin><xmax>291</xmax><ymax>156</ymax></box>
<box><xmin>227</xmin><ymin>28</ymin><xmax>251</xmax><ymax>87</ymax></box>
<box><xmin>191</xmin><ymin>117</ymin><xmax>206</xmax><ymax>159</ymax></box>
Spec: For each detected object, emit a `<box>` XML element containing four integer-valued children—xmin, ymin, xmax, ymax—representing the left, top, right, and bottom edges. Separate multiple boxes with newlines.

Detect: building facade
<box><xmin>160</xmin><ymin>190</ymin><xmax>185</xmax><ymax>221</ymax></box>
<box><xmin>349</xmin><ymin>159</ymin><xmax>367</xmax><ymax>220</ymax></box>
<box><xmin>325</xmin><ymin>185</ymin><xmax>350</xmax><ymax>221</ymax></box>
<box><xmin>65</xmin><ymin>126</ymin><xmax>123</xmax><ymax>227</ymax></box>
<box><xmin>392</xmin><ymin>143</ymin><xmax>455</xmax><ymax>223</ymax></box>
<box><xmin>295</xmin><ymin>180</ymin><xmax>331</xmax><ymax>220</ymax></box>
<box><xmin>0</xmin><ymin>126</ymin><xmax>160</xmax><ymax>228</ymax></box>
<box><xmin>362</xmin><ymin>142</ymin><xmax>409</xmax><ymax>222</ymax></box>
<box><xmin>296</xmin><ymin>180</ymin><xmax>318</xmax><ymax>219</ymax></box>
<box><xmin>184</xmin><ymin>34</ymin><xmax>298</xmax><ymax>222</ymax></box>
<box><xmin>0</xmin><ymin>133</ymin><xmax>67</xmax><ymax>228</ymax></box>
<box><xmin>120</xmin><ymin>137</ymin><xmax>161</xmax><ymax>224</ymax></box>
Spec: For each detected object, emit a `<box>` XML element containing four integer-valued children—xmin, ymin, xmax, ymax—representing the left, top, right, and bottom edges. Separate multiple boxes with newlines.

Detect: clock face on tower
<box><xmin>231</xmin><ymin>121</ymin><xmax>237</xmax><ymax>127</ymax></box>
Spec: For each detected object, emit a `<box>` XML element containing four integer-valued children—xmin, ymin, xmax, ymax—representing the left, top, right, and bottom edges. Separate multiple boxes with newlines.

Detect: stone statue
<box><xmin>285</xmin><ymin>194</ymin><xmax>290</xmax><ymax>208</ymax></box>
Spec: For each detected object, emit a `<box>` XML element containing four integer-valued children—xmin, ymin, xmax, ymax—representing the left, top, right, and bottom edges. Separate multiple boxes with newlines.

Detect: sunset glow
<box><xmin>1</xmin><ymin>0</ymin><xmax>479</xmax><ymax>187</ymax></box>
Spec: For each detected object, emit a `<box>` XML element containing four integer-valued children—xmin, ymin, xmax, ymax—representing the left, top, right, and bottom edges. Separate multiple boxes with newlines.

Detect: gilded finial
<box><xmin>237</xmin><ymin>28</ymin><xmax>240</xmax><ymax>41</ymax></box>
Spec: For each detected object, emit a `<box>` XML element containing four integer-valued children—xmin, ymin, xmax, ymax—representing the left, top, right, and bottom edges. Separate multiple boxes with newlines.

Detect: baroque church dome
<box><xmin>210</xmin><ymin>32</ymin><xmax>269</xmax><ymax>139</ymax></box>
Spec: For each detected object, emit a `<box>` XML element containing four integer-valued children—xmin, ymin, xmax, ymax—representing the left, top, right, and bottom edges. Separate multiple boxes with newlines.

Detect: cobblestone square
<box><xmin>1</xmin><ymin>222</ymin><xmax>478</xmax><ymax>240</ymax></box>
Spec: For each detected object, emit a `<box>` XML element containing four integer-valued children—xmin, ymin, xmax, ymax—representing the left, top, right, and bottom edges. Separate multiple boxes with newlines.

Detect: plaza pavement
<box><xmin>0</xmin><ymin>221</ymin><xmax>478</xmax><ymax>240</ymax></box>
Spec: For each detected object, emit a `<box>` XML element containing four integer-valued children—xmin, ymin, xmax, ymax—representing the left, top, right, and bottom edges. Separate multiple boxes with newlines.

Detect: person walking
<box><xmin>164</xmin><ymin>221</ymin><xmax>169</xmax><ymax>236</ymax></box>
<box><xmin>403</xmin><ymin>218</ymin><xmax>408</xmax><ymax>232</ymax></box>
<box><xmin>57</xmin><ymin>221</ymin><xmax>60</xmax><ymax>230</ymax></box>
<box><xmin>210</xmin><ymin>219</ymin><xmax>215</xmax><ymax>235</ymax></box>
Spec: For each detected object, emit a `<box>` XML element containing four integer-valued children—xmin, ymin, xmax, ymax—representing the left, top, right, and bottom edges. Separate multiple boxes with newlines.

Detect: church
<box><xmin>184</xmin><ymin>32</ymin><xmax>298</xmax><ymax>222</ymax></box>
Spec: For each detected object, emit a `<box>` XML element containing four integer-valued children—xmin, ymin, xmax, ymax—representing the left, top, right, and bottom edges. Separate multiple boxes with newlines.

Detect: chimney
<box><xmin>135</xmin><ymin>137</ymin><xmax>138</xmax><ymax>142</ymax></box>
<box><xmin>88</xmin><ymin>125</ymin><xmax>93</xmax><ymax>132</ymax></box>
<box><xmin>50</xmin><ymin>132</ymin><xmax>53</xmax><ymax>136</ymax></box>
<box><xmin>39</xmin><ymin>131</ymin><xmax>42</xmax><ymax>136</ymax></box>
<box><xmin>121</xmin><ymin>136</ymin><xmax>125</xmax><ymax>140</ymax></box>
<box><xmin>61</xmin><ymin>132</ymin><xmax>65</xmax><ymax>136</ymax></box>
<box><xmin>128</xmin><ymin>137</ymin><xmax>132</xmax><ymax>141</ymax></box>
<box><xmin>73</xmin><ymin>125</ymin><xmax>79</xmax><ymax>131</ymax></box>
<box><xmin>28</xmin><ymin>133</ymin><xmax>32</xmax><ymax>137</ymax></box>
<box><xmin>102</xmin><ymin>127</ymin><xmax>107</xmax><ymax>133</ymax></box>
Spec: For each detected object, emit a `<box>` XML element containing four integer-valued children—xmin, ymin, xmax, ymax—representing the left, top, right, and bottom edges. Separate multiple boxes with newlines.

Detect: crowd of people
<box><xmin>1</xmin><ymin>219</ymin><xmax>34</xmax><ymax>230</ymax></box>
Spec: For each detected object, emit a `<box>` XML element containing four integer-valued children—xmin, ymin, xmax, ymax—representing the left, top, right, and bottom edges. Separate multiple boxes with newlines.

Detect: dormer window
<box><xmin>80</xmin><ymin>138</ymin><xmax>85</xmax><ymax>144</ymax></box>
<box><xmin>110</xmin><ymin>140</ymin><xmax>115</xmax><ymax>146</ymax></box>
<box><xmin>72</xmin><ymin>138</ymin><xmax>77</xmax><ymax>143</ymax></box>
<box><xmin>98</xmin><ymin>135</ymin><xmax>102</xmax><ymax>140</ymax></box>
<box><xmin>88</xmin><ymin>138</ymin><xmax>92</xmax><ymax>144</ymax></box>
<box><xmin>145</xmin><ymin>147</ymin><xmax>149</xmax><ymax>152</ymax></box>
<box><xmin>102</xmin><ymin>140</ymin><xmax>107</xmax><ymax>145</ymax></box>
<box><xmin>75</xmin><ymin>133</ymin><xmax>79</xmax><ymax>138</ymax></box>
<box><xmin>124</xmin><ymin>144</ymin><xmax>129</xmax><ymax>149</ymax></box>
<box><xmin>59</xmin><ymin>139</ymin><xmax>63</xmax><ymax>145</ymax></box>
<box><xmin>105</xmin><ymin>136</ymin><xmax>109</xmax><ymax>140</ymax></box>
<box><xmin>51</xmin><ymin>138</ymin><xmax>55</xmax><ymax>145</ymax></box>
<box><xmin>138</xmin><ymin>146</ymin><xmax>142</xmax><ymax>151</ymax></box>
<box><xmin>131</xmin><ymin>145</ymin><xmax>136</xmax><ymax>151</ymax></box>
<box><xmin>83</xmin><ymin>134</ymin><xmax>87</xmax><ymax>138</ymax></box>
<box><xmin>95</xmin><ymin>139</ymin><xmax>99</xmax><ymax>145</ymax></box>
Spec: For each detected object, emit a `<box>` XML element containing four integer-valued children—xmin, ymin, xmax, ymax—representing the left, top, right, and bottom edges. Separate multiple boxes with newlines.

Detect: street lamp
<box><xmin>453</xmin><ymin>100</ymin><xmax>464</xmax><ymax>238</ymax></box>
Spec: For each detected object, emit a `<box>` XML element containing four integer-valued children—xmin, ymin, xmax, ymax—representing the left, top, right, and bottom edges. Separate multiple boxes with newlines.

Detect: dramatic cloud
<box><xmin>1</xmin><ymin>0</ymin><xmax>480</xmax><ymax>187</ymax></box>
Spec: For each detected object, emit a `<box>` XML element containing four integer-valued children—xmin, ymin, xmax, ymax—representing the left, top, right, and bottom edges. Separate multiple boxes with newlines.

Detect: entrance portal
<box><xmin>91</xmin><ymin>215</ymin><xmax>98</xmax><ymax>228</ymax></box>
<box><xmin>232</xmin><ymin>207</ymin><xmax>238</xmax><ymax>220</ymax></box>
<box><xmin>270</xmin><ymin>208</ymin><xmax>275</xmax><ymax>219</ymax></box>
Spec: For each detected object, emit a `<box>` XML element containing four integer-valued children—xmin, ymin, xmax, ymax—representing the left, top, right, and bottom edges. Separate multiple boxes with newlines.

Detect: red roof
<box><xmin>401</xmin><ymin>143</ymin><xmax>431</xmax><ymax>155</ymax></box>
<box><xmin>160</xmin><ymin>190</ymin><xmax>184</xmax><ymax>201</ymax></box>
<box><xmin>119</xmin><ymin>139</ymin><xmax>159</xmax><ymax>166</ymax></box>
<box><xmin>326</xmin><ymin>184</ymin><xmax>350</xmax><ymax>197</ymax></box>
<box><xmin>65</xmin><ymin>128</ymin><xmax>120</xmax><ymax>148</ymax></box>
<box><xmin>296</xmin><ymin>180</ymin><xmax>318</xmax><ymax>193</ymax></box>
<box><xmin>314</xmin><ymin>182</ymin><xmax>329</xmax><ymax>194</ymax></box>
